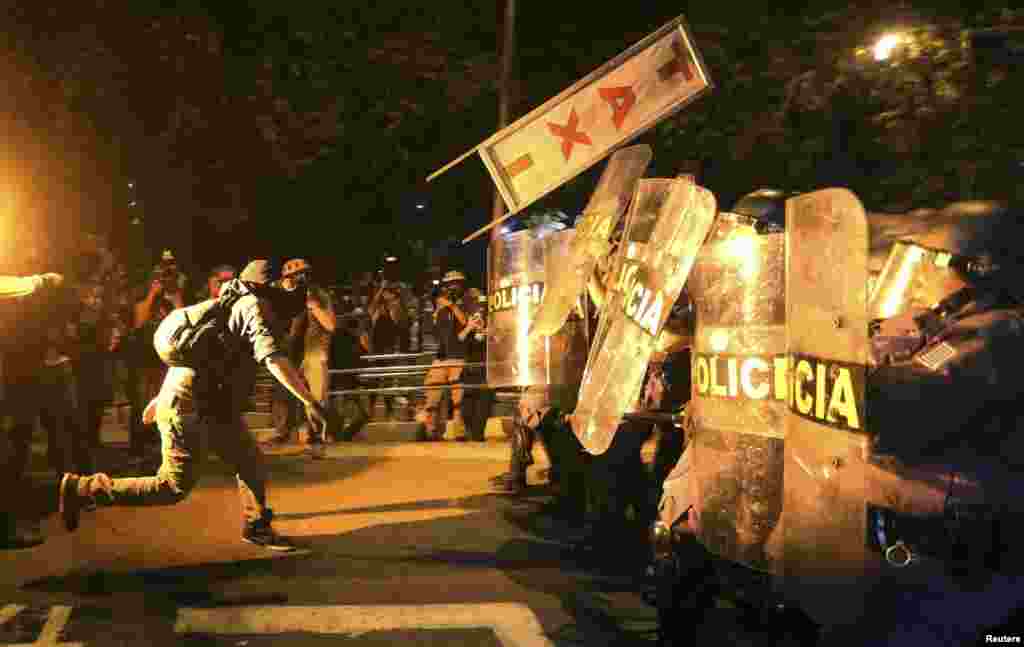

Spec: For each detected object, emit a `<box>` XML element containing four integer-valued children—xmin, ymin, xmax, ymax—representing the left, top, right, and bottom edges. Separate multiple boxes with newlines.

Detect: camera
<box><xmin>157</xmin><ymin>249</ymin><xmax>179</xmax><ymax>293</ymax></box>
<box><xmin>470</xmin><ymin>311</ymin><xmax>486</xmax><ymax>341</ymax></box>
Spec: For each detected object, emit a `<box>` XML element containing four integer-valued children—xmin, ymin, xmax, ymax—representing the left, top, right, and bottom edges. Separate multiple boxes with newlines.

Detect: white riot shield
<box><xmin>572</xmin><ymin>178</ymin><xmax>716</xmax><ymax>454</ymax></box>
<box><xmin>487</xmin><ymin>228</ymin><xmax>588</xmax><ymax>387</ymax></box>
<box><xmin>780</xmin><ymin>189</ymin><xmax>871</xmax><ymax>626</ymax></box>
<box><xmin>530</xmin><ymin>145</ymin><xmax>653</xmax><ymax>339</ymax></box>
<box><xmin>685</xmin><ymin>214</ymin><xmax>788</xmax><ymax>574</ymax></box>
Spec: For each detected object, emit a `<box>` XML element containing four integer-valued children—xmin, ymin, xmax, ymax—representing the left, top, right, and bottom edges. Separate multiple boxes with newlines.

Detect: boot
<box><xmin>491</xmin><ymin>471</ymin><xmax>528</xmax><ymax>493</ymax></box>
<box><xmin>443</xmin><ymin>418</ymin><xmax>467</xmax><ymax>441</ymax></box>
<box><xmin>242</xmin><ymin>509</ymin><xmax>296</xmax><ymax>552</ymax></box>
<box><xmin>59</xmin><ymin>472</ymin><xmax>113</xmax><ymax>532</ymax></box>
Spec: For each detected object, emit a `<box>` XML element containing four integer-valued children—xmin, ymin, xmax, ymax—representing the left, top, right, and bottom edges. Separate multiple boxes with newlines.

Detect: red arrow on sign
<box><xmin>598</xmin><ymin>86</ymin><xmax>636</xmax><ymax>130</ymax></box>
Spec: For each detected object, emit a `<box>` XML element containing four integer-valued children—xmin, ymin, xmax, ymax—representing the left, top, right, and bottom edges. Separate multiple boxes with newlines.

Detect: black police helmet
<box><xmin>731</xmin><ymin>189</ymin><xmax>793</xmax><ymax>232</ymax></box>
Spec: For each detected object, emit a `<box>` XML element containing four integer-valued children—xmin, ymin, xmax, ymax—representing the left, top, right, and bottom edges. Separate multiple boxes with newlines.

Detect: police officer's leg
<box><xmin>541</xmin><ymin>412</ymin><xmax>589</xmax><ymax>526</ymax></box>
<box><xmin>462</xmin><ymin>382</ymin><xmax>491</xmax><ymax>442</ymax></box>
<box><xmin>589</xmin><ymin>421</ymin><xmax>652</xmax><ymax>539</ymax></box>
<box><xmin>532</xmin><ymin>410</ymin><xmax>561</xmax><ymax>485</ymax></box>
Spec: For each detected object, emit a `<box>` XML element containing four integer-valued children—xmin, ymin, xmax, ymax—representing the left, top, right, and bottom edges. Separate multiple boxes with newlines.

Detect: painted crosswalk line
<box><xmin>0</xmin><ymin>604</ymin><xmax>83</xmax><ymax>647</ymax></box>
<box><xmin>175</xmin><ymin>603</ymin><xmax>555</xmax><ymax>647</ymax></box>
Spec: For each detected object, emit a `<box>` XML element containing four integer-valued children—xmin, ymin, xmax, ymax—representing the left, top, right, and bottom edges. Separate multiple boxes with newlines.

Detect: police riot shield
<box><xmin>487</xmin><ymin>228</ymin><xmax>589</xmax><ymax>387</ymax></box>
<box><xmin>781</xmin><ymin>189</ymin><xmax>871</xmax><ymax>624</ymax></box>
<box><xmin>572</xmin><ymin>178</ymin><xmax>716</xmax><ymax>454</ymax></box>
<box><xmin>530</xmin><ymin>145</ymin><xmax>652</xmax><ymax>339</ymax></box>
<box><xmin>686</xmin><ymin>213</ymin><xmax>788</xmax><ymax>574</ymax></box>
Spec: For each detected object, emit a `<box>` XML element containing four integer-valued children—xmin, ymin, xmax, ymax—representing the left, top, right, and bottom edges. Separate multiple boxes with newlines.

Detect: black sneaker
<box><xmin>491</xmin><ymin>472</ymin><xmax>528</xmax><ymax>494</ymax></box>
<box><xmin>242</xmin><ymin>524</ymin><xmax>297</xmax><ymax>552</ymax></box>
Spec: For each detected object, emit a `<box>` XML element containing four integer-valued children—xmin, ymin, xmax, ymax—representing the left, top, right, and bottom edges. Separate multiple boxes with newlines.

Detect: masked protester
<box><xmin>415</xmin><ymin>270</ymin><xmax>478</xmax><ymax>441</ymax></box>
<box><xmin>58</xmin><ymin>260</ymin><xmax>329</xmax><ymax>552</ymax></box>
<box><xmin>275</xmin><ymin>258</ymin><xmax>337</xmax><ymax>457</ymax></box>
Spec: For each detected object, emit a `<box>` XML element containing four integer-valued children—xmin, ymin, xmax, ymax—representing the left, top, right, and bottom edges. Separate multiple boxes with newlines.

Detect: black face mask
<box><xmin>444</xmin><ymin>284</ymin><xmax>465</xmax><ymax>300</ymax></box>
<box><xmin>274</xmin><ymin>285</ymin><xmax>308</xmax><ymax>320</ymax></box>
<box><xmin>249</xmin><ymin>283</ymin><xmax>307</xmax><ymax>321</ymax></box>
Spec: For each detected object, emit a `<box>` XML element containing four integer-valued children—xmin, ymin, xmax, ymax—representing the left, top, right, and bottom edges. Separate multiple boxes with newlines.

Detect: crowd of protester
<box><xmin>0</xmin><ymin>233</ymin><xmax>247</xmax><ymax>548</ymax></box>
<box><xmin>0</xmin><ymin>229</ymin><xmax>669</xmax><ymax>559</ymax></box>
<box><xmin>0</xmin><ymin>231</ymin><xmax>500</xmax><ymax>546</ymax></box>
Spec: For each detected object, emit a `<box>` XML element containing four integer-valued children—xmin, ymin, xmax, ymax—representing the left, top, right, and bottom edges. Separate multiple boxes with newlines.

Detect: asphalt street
<box><xmin>0</xmin><ymin>429</ymin><xmax>669</xmax><ymax>647</ymax></box>
<box><xmin>4</xmin><ymin>422</ymin><xmax>1024</xmax><ymax>646</ymax></box>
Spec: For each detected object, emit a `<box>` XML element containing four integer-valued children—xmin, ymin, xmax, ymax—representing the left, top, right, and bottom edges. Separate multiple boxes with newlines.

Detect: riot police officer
<box><xmin>652</xmin><ymin>194</ymin><xmax>1024</xmax><ymax>645</ymax></box>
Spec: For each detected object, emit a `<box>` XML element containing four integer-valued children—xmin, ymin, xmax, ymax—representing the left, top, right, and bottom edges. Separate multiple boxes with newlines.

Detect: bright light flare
<box><xmin>719</xmin><ymin>229</ymin><xmax>759</xmax><ymax>280</ymax></box>
<box><xmin>517</xmin><ymin>285</ymin><xmax>531</xmax><ymax>384</ymax></box>
<box><xmin>873</xmin><ymin>33</ymin><xmax>902</xmax><ymax>61</ymax></box>
<box><xmin>876</xmin><ymin>244</ymin><xmax>924</xmax><ymax>318</ymax></box>
<box><xmin>709</xmin><ymin>328</ymin><xmax>730</xmax><ymax>353</ymax></box>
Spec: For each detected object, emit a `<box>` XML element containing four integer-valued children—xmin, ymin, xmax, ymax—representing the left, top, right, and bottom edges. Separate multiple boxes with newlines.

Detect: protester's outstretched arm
<box><xmin>0</xmin><ymin>273</ymin><xmax>63</xmax><ymax>300</ymax></box>
<box><xmin>265</xmin><ymin>353</ymin><xmax>318</xmax><ymax>406</ymax></box>
<box><xmin>265</xmin><ymin>353</ymin><xmax>328</xmax><ymax>432</ymax></box>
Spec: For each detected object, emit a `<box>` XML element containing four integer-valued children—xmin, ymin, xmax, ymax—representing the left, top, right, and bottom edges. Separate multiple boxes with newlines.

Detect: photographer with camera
<box><xmin>414</xmin><ymin>270</ymin><xmax>477</xmax><ymax>442</ymax></box>
<box><xmin>367</xmin><ymin>266</ymin><xmax>413</xmax><ymax>420</ymax></box>
<box><xmin>129</xmin><ymin>250</ymin><xmax>189</xmax><ymax>458</ymax></box>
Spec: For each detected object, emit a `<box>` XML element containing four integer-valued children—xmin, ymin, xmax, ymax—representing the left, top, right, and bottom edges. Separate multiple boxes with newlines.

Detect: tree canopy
<box><xmin>1</xmin><ymin>1</ymin><xmax>1020</xmax><ymax>277</ymax></box>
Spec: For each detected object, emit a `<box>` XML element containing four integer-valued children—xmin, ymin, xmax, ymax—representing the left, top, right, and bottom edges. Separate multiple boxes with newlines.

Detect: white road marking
<box><xmin>175</xmin><ymin>603</ymin><xmax>555</xmax><ymax>647</ymax></box>
<box><xmin>1</xmin><ymin>604</ymin><xmax>83</xmax><ymax>647</ymax></box>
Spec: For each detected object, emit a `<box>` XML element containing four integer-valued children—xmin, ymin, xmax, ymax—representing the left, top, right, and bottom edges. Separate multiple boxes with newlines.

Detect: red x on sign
<box><xmin>547</xmin><ymin>108</ymin><xmax>593</xmax><ymax>161</ymax></box>
<box><xmin>436</xmin><ymin>16</ymin><xmax>712</xmax><ymax>239</ymax></box>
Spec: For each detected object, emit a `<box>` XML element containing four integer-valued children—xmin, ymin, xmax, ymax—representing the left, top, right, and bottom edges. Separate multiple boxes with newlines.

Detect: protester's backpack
<box><xmin>157</xmin><ymin>291</ymin><xmax>244</xmax><ymax>368</ymax></box>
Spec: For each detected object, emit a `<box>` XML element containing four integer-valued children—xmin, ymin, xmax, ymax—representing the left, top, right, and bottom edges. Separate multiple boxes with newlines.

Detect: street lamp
<box><xmin>873</xmin><ymin>33</ymin><xmax>903</xmax><ymax>61</ymax></box>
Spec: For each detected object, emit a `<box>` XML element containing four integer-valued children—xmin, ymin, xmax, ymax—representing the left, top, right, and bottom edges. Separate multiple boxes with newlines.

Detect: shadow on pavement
<box><xmin>20</xmin><ymin>483</ymin><xmax>657</xmax><ymax>645</ymax></box>
<box><xmin>18</xmin><ymin>452</ymin><xmax>385</xmax><ymax>522</ymax></box>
